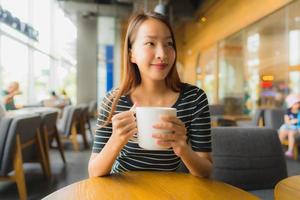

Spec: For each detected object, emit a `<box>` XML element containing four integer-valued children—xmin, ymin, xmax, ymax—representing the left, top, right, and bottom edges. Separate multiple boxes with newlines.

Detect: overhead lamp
<box><xmin>200</xmin><ymin>17</ymin><xmax>207</xmax><ymax>22</ymax></box>
<box><xmin>154</xmin><ymin>0</ymin><xmax>167</xmax><ymax>16</ymax></box>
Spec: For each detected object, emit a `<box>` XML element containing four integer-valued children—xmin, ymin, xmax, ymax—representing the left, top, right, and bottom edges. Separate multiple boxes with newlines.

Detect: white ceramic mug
<box><xmin>136</xmin><ymin>107</ymin><xmax>177</xmax><ymax>150</ymax></box>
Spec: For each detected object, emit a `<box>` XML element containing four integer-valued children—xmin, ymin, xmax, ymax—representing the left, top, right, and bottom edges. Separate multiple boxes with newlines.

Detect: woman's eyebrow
<box><xmin>144</xmin><ymin>35</ymin><xmax>172</xmax><ymax>40</ymax></box>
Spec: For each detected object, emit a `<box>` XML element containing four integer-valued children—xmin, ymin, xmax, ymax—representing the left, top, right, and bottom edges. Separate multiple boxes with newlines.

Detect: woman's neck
<box><xmin>131</xmin><ymin>79</ymin><xmax>178</xmax><ymax>107</ymax></box>
<box><xmin>137</xmin><ymin>80</ymin><xmax>168</xmax><ymax>95</ymax></box>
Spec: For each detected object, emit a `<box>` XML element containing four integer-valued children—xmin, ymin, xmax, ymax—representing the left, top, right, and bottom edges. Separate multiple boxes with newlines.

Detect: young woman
<box><xmin>88</xmin><ymin>12</ymin><xmax>212</xmax><ymax>178</ymax></box>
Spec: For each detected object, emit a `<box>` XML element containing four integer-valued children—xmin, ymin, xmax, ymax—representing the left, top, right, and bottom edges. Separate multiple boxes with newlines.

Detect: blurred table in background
<box><xmin>211</xmin><ymin>114</ymin><xmax>251</xmax><ymax>127</ymax></box>
<box><xmin>275</xmin><ymin>175</ymin><xmax>300</xmax><ymax>200</ymax></box>
<box><xmin>5</xmin><ymin>107</ymin><xmax>60</xmax><ymax>117</ymax></box>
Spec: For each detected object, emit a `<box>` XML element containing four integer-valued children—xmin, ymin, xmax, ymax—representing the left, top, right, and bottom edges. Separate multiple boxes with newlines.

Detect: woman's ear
<box><xmin>129</xmin><ymin>49</ymin><xmax>136</xmax><ymax>63</ymax></box>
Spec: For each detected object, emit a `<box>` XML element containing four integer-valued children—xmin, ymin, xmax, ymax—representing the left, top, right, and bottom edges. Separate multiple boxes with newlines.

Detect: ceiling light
<box><xmin>154</xmin><ymin>3</ymin><xmax>167</xmax><ymax>15</ymax></box>
<box><xmin>200</xmin><ymin>17</ymin><xmax>207</xmax><ymax>22</ymax></box>
<box><xmin>294</xmin><ymin>16</ymin><xmax>300</xmax><ymax>22</ymax></box>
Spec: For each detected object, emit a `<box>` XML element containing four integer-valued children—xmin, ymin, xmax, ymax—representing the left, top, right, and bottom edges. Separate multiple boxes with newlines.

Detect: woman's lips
<box><xmin>151</xmin><ymin>63</ymin><xmax>168</xmax><ymax>70</ymax></box>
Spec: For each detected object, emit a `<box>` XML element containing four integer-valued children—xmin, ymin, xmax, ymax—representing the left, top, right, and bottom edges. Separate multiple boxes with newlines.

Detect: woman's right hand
<box><xmin>111</xmin><ymin>110</ymin><xmax>137</xmax><ymax>147</ymax></box>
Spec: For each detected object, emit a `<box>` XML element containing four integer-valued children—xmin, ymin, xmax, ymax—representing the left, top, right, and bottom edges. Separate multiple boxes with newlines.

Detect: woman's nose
<box><xmin>155</xmin><ymin>45</ymin><xmax>167</xmax><ymax>61</ymax></box>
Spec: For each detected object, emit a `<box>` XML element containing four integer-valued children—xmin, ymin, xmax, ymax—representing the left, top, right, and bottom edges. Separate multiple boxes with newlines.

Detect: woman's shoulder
<box><xmin>181</xmin><ymin>83</ymin><xmax>206</xmax><ymax>96</ymax></box>
<box><xmin>99</xmin><ymin>88</ymin><xmax>119</xmax><ymax>107</ymax></box>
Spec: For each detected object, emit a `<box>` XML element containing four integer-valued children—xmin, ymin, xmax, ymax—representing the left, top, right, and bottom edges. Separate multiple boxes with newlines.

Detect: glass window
<box><xmin>0</xmin><ymin>35</ymin><xmax>29</xmax><ymax>105</ymax></box>
<box><xmin>56</xmin><ymin>63</ymin><xmax>77</xmax><ymax>105</ymax></box>
<box><xmin>198</xmin><ymin>45</ymin><xmax>218</xmax><ymax>104</ymax></box>
<box><xmin>32</xmin><ymin>51</ymin><xmax>51</xmax><ymax>103</ymax></box>
<box><xmin>246</xmin><ymin>6</ymin><xmax>289</xmax><ymax>109</ymax></box>
<box><xmin>53</xmin><ymin>4</ymin><xmax>77</xmax><ymax>63</ymax></box>
<box><xmin>32</xmin><ymin>0</ymin><xmax>51</xmax><ymax>52</ymax></box>
<box><xmin>0</xmin><ymin>0</ymin><xmax>77</xmax><ymax>106</ymax></box>
<box><xmin>218</xmin><ymin>32</ymin><xmax>245</xmax><ymax>100</ymax></box>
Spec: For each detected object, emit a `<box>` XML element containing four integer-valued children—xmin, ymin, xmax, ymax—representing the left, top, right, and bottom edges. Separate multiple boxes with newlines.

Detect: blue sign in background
<box><xmin>106</xmin><ymin>45</ymin><xmax>113</xmax><ymax>92</ymax></box>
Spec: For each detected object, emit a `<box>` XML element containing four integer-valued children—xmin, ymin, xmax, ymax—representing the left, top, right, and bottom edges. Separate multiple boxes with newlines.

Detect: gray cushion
<box><xmin>57</xmin><ymin>106</ymin><xmax>81</xmax><ymax>136</ymax></box>
<box><xmin>264</xmin><ymin>108</ymin><xmax>285</xmax><ymax>130</ymax></box>
<box><xmin>209</xmin><ymin>104</ymin><xmax>225</xmax><ymax>116</ymax></box>
<box><xmin>0</xmin><ymin>117</ymin><xmax>13</xmax><ymax>166</ymax></box>
<box><xmin>88</xmin><ymin>100</ymin><xmax>97</xmax><ymax>117</ymax></box>
<box><xmin>0</xmin><ymin>104</ymin><xmax>6</xmax><ymax>117</ymax></box>
<box><xmin>212</xmin><ymin>127</ymin><xmax>287</xmax><ymax>190</ymax></box>
<box><xmin>0</xmin><ymin>114</ymin><xmax>41</xmax><ymax>176</ymax></box>
<box><xmin>237</xmin><ymin>109</ymin><xmax>264</xmax><ymax>127</ymax></box>
<box><xmin>41</xmin><ymin>111</ymin><xmax>58</xmax><ymax>130</ymax></box>
<box><xmin>57</xmin><ymin>106</ymin><xmax>73</xmax><ymax>135</ymax></box>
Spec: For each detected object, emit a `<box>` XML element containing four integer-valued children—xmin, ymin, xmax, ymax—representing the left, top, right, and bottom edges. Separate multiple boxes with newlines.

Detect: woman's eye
<box><xmin>145</xmin><ymin>42</ymin><xmax>154</xmax><ymax>46</ymax></box>
<box><xmin>167</xmin><ymin>41</ymin><xmax>174</xmax><ymax>47</ymax></box>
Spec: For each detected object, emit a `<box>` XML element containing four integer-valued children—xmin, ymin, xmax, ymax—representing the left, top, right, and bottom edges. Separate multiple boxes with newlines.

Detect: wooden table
<box><xmin>274</xmin><ymin>175</ymin><xmax>300</xmax><ymax>200</ymax></box>
<box><xmin>43</xmin><ymin>172</ymin><xmax>259</xmax><ymax>200</ymax></box>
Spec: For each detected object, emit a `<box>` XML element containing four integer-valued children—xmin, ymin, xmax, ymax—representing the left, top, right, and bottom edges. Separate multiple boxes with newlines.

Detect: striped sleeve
<box><xmin>92</xmin><ymin>90</ymin><xmax>115</xmax><ymax>153</ymax></box>
<box><xmin>189</xmin><ymin>88</ymin><xmax>211</xmax><ymax>152</ymax></box>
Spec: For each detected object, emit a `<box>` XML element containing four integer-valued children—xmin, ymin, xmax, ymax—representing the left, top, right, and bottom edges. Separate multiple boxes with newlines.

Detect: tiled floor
<box><xmin>0</xmin><ymin>146</ymin><xmax>91</xmax><ymax>200</ymax></box>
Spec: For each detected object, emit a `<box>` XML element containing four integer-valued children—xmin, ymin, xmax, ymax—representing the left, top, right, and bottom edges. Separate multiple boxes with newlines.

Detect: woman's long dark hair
<box><xmin>105</xmin><ymin>12</ymin><xmax>182</xmax><ymax>124</ymax></box>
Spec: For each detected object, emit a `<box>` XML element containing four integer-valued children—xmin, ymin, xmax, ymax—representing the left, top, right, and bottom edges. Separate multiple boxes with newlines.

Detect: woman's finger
<box><xmin>113</xmin><ymin>114</ymin><xmax>136</xmax><ymax>128</ymax></box>
<box><xmin>153</xmin><ymin>122</ymin><xmax>185</xmax><ymax>134</ymax></box>
<box><xmin>156</xmin><ymin>140</ymin><xmax>172</xmax><ymax>148</ymax></box>
<box><xmin>112</xmin><ymin>110</ymin><xmax>135</xmax><ymax>121</ymax></box>
<box><xmin>160</xmin><ymin>115</ymin><xmax>184</xmax><ymax>126</ymax></box>
<box><xmin>120</xmin><ymin>121</ymin><xmax>137</xmax><ymax>135</ymax></box>
<box><xmin>152</xmin><ymin>132</ymin><xmax>176</xmax><ymax>140</ymax></box>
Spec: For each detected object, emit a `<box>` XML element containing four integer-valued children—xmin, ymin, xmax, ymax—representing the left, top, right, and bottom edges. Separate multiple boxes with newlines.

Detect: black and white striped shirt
<box><xmin>92</xmin><ymin>83</ymin><xmax>211</xmax><ymax>173</ymax></box>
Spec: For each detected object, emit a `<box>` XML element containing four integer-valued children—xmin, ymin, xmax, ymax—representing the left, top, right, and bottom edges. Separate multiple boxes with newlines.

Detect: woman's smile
<box><xmin>150</xmin><ymin>63</ymin><xmax>168</xmax><ymax>70</ymax></box>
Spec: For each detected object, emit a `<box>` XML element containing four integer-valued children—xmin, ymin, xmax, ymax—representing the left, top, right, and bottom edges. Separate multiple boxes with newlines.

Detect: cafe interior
<box><xmin>1</xmin><ymin>0</ymin><xmax>300</xmax><ymax>199</ymax></box>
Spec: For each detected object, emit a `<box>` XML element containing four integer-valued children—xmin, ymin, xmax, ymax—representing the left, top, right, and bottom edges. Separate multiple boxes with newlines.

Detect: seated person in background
<box><xmin>278</xmin><ymin>94</ymin><xmax>300</xmax><ymax>158</ymax></box>
<box><xmin>1</xmin><ymin>81</ymin><xmax>21</xmax><ymax>111</ymax></box>
<box><xmin>42</xmin><ymin>91</ymin><xmax>65</xmax><ymax>108</ymax></box>
<box><xmin>60</xmin><ymin>89</ymin><xmax>72</xmax><ymax>106</ymax></box>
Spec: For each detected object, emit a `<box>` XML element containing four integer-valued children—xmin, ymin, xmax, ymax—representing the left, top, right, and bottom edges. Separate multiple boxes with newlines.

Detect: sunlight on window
<box><xmin>0</xmin><ymin>0</ymin><xmax>77</xmax><ymax>105</ymax></box>
<box><xmin>289</xmin><ymin>30</ymin><xmax>300</xmax><ymax>66</ymax></box>
<box><xmin>32</xmin><ymin>0</ymin><xmax>51</xmax><ymax>52</ymax></box>
<box><xmin>54</xmin><ymin>6</ymin><xmax>77</xmax><ymax>65</ymax></box>
<box><xmin>33</xmin><ymin>51</ymin><xmax>51</xmax><ymax>102</ymax></box>
<box><xmin>0</xmin><ymin>35</ymin><xmax>28</xmax><ymax>105</ymax></box>
<box><xmin>247</xmin><ymin>33</ymin><xmax>260</xmax><ymax>53</ymax></box>
<box><xmin>289</xmin><ymin>71</ymin><xmax>300</xmax><ymax>94</ymax></box>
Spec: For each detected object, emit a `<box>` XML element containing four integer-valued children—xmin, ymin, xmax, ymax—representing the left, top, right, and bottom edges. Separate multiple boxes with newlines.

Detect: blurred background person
<box><xmin>1</xmin><ymin>81</ymin><xmax>21</xmax><ymax>110</ymax></box>
<box><xmin>278</xmin><ymin>94</ymin><xmax>300</xmax><ymax>158</ymax></box>
<box><xmin>60</xmin><ymin>89</ymin><xmax>72</xmax><ymax>106</ymax></box>
<box><xmin>42</xmin><ymin>91</ymin><xmax>64</xmax><ymax>108</ymax></box>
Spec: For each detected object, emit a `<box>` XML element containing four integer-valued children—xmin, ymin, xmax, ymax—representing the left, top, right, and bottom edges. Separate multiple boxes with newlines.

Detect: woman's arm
<box><xmin>178</xmin><ymin>149</ymin><xmax>212</xmax><ymax>178</ymax></box>
<box><xmin>88</xmin><ymin>136</ymin><xmax>125</xmax><ymax>177</ymax></box>
<box><xmin>88</xmin><ymin>110</ymin><xmax>137</xmax><ymax>177</ymax></box>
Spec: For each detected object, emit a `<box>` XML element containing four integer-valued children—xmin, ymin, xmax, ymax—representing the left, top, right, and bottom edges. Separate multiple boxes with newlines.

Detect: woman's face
<box><xmin>130</xmin><ymin>18</ymin><xmax>176</xmax><ymax>82</ymax></box>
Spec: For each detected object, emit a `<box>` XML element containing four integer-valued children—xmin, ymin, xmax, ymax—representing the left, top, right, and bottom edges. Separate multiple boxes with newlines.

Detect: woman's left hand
<box><xmin>152</xmin><ymin>115</ymin><xmax>188</xmax><ymax>157</ymax></box>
